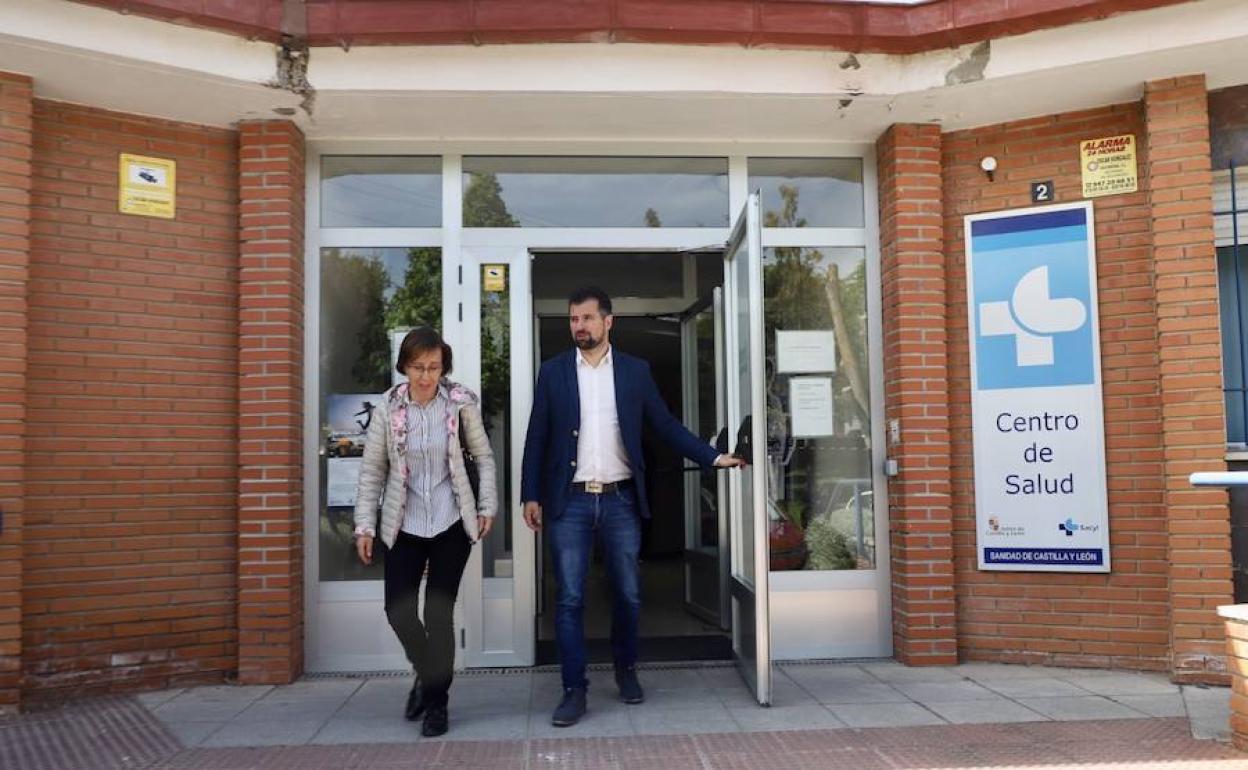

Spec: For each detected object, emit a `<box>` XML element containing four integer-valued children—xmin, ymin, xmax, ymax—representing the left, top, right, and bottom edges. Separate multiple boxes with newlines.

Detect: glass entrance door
<box><xmin>723</xmin><ymin>193</ymin><xmax>772</xmax><ymax>705</ymax></box>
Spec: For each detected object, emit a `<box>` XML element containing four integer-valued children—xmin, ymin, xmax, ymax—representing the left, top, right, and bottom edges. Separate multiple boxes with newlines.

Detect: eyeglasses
<box><xmin>407</xmin><ymin>365</ymin><xmax>443</xmax><ymax>376</ymax></box>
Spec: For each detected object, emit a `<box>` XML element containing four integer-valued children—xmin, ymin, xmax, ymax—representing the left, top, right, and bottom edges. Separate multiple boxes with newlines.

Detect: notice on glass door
<box><xmin>327</xmin><ymin>457</ymin><xmax>362</xmax><ymax>507</ymax></box>
<box><xmin>789</xmin><ymin>377</ymin><xmax>834</xmax><ymax>438</ymax></box>
<box><xmin>776</xmin><ymin>330</ymin><xmax>836</xmax><ymax>373</ymax></box>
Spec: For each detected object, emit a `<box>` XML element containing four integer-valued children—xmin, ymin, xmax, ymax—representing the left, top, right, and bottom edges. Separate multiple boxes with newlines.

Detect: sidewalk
<box><xmin>2</xmin><ymin>661</ymin><xmax>1245</xmax><ymax>769</ymax></box>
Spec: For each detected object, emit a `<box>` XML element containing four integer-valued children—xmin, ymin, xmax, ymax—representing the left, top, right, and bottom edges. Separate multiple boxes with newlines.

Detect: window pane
<box><xmin>749</xmin><ymin>158</ymin><xmax>864</xmax><ymax>228</ymax></box>
<box><xmin>318</xmin><ymin>247</ymin><xmax>442</xmax><ymax>581</ymax></box>
<box><xmin>1219</xmin><ymin>245</ymin><xmax>1248</xmax><ymax>446</ymax></box>
<box><xmin>463</xmin><ymin>156</ymin><xmax>728</xmax><ymax>227</ymax></box>
<box><xmin>480</xmin><ymin>265</ymin><xmax>512</xmax><ymax>577</ymax></box>
<box><xmin>762</xmin><ymin>246</ymin><xmax>874</xmax><ymax>572</ymax></box>
<box><xmin>321</xmin><ymin>156</ymin><xmax>441</xmax><ymax>227</ymax></box>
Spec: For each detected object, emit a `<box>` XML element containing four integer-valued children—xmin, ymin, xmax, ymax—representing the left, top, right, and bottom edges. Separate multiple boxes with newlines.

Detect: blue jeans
<box><xmin>548</xmin><ymin>486</ymin><xmax>642</xmax><ymax>690</ymax></box>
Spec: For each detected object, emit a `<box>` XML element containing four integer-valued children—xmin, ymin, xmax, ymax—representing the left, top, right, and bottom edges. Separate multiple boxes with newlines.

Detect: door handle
<box><xmin>732</xmin><ymin>416</ymin><xmax>753</xmax><ymax>461</ymax></box>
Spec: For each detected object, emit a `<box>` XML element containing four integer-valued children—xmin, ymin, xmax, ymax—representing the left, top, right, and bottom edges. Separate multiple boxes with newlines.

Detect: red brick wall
<box><xmin>0</xmin><ymin>73</ymin><xmax>33</xmax><ymax>713</ymax></box>
<box><xmin>1144</xmin><ymin>75</ymin><xmax>1230</xmax><ymax>683</ymax></box>
<box><xmin>23</xmin><ymin>101</ymin><xmax>238</xmax><ymax>701</ymax></box>
<box><xmin>877</xmin><ymin>124</ymin><xmax>957</xmax><ymax>665</ymax></box>
<box><xmin>236</xmin><ymin>121</ymin><xmax>304</xmax><ymax>685</ymax></box>
<box><xmin>943</xmin><ymin>102</ymin><xmax>1176</xmax><ymax>670</ymax></box>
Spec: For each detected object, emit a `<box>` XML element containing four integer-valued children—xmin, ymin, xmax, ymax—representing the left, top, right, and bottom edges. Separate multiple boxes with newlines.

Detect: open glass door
<box><xmin>724</xmin><ymin>192</ymin><xmax>771</xmax><ymax>704</ymax></box>
<box><xmin>680</xmin><ymin>289</ymin><xmax>730</xmax><ymax>628</ymax></box>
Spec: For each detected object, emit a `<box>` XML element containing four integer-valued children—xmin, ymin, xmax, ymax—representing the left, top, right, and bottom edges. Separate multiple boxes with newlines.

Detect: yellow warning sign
<box><xmin>1080</xmin><ymin>134</ymin><xmax>1137</xmax><ymax>198</ymax></box>
<box><xmin>119</xmin><ymin>153</ymin><xmax>176</xmax><ymax>218</ymax></box>
<box><xmin>483</xmin><ymin>265</ymin><xmax>507</xmax><ymax>292</ymax></box>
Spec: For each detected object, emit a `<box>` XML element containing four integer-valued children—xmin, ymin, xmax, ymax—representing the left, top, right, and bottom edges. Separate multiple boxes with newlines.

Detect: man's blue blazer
<box><xmin>521</xmin><ymin>348</ymin><xmax>720</xmax><ymax>520</ymax></box>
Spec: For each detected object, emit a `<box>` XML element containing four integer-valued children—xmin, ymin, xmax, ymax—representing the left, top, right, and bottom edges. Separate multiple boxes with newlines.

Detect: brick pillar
<box><xmin>877</xmin><ymin>124</ymin><xmax>957</xmax><ymax>665</ymax></box>
<box><xmin>0</xmin><ymin>72</ymin><xmax>32</xmax><ymax>713</ymax></box>
<box><xmin>1144</xmin><ymin>75</ymin><xmax>1232</xmax><ymax>683</ymax></box>
<box><xmin>237</xmin><ymin>120</ymin><xmax>305</xmax><ymax>684</ymax></box>
<box><xmin>1219</xmin><ymin>607</ymin><xmax>1248</xmax><ymax>750</ymax></box>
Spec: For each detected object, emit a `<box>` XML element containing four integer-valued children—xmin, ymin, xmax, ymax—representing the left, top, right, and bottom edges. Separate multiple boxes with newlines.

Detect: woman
<box><xmin>353</xmin><ymin>326</ymin><xmax>497</xmax><ymax>738</ymax></box>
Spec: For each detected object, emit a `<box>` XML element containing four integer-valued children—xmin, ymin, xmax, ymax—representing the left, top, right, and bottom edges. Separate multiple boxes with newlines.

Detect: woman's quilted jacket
<box><xmin>353</xmin><ymin>379</ymin><xmax>497</xmax><ymax>546</ymax></box>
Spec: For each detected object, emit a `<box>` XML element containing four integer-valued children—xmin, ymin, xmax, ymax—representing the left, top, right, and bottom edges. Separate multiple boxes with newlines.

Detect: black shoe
<box><xmin>551</xmin><ymin>687</ymin><xmax>587</xmax><ymax>727</ymax></box>
<box><xmin>404</xmin><ymin>680</ymin><xmax>425</xmax><ymax>721</ymax></box>
<box><xmin>614</xmin><ymin>666</ymin><xmax>645</xmax><ymax>704</ymax></box>
<box><xmin>421</xmin><ymin>704</ymin><xmax>448</xmax><ymax>737</ymax></box>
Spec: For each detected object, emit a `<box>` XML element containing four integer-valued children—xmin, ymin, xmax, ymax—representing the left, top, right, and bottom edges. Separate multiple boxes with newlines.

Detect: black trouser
<box><xmin>383</xmin><ymin>523</ymin><xmax>471</xmax><ymax>708</ymax></box>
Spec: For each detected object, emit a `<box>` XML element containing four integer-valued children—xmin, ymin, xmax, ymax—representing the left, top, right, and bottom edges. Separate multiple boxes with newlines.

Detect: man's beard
<box><xmin>574</xmin><ymin>333</ymin><xmax>600</xmax><ymax>350</ymax></box>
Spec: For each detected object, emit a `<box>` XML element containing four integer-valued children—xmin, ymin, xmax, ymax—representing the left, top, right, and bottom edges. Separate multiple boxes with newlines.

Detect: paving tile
<box><xmin>778</xmin><ymin>664</ymin><xmax>875</xmax><ymax>684</ymax></box>
<box><xmin>278</xmin><ymin>678</ymin><xmax>366</xmax><ymax>697</ymax></box>
<box><xmin>422</xmin><ymin>712</ymin><xmax>530</xmax><ymax>741</ymax></box>
<box><xmin>922</xmin><ymin>698</ymin><xmax>1048</xmax><ymax>724</ymax></box>
<box><xmin>1184</xmin><ymin>685</ymin><xmax>1233</xmax><ymax>742</ymax></box>
<box><xmin>955</xmin><ymin>662</ymin><xmax>1058</xmax><ymax>681</ymax></box>
<box><xmin>728</xmin><ymin>703</ymin><xmax>846</xmax><ymax>732</ymax></box>
<box><xmin>162</xmin><ymin>719</ymin><xmax>225</xmax><ymax>747</ymax></box>
<box><xmin>173</xmin><ymin>685</ymin><xmax>275</xmax><ymax>703</ymax></box>
<box><xmin>796</xmin><ymin>681</ymin><xmax>909</xmax><ymax>705</ymax></box>
<box><xmin>715</xmin><ymin>677</ymin><xmax>815</xmax><ymax>708</ymax></box>
<box><xmin>135</xmin><ymin>688</ymin><xmax>185</xmax><ymax>709</ymax></box>
<box><xmin>1054</xmin><ymin>671</ymin><xmax>1179</xmax><ymax>696</ymax></box>
<box><xmin>528</xmin><ymin>705</ymin><xmax>635</xmax><ymax>738</ymax></box>
<box><xmin>824</xmin><ymin>702</ymin><xmax>945</xmax><ymax>728</ymax></box>
<box><xmin>1111</xmin><ymin>693</ymin><xmax>1188</xmax><ymax>718</ymax></box>
<box><xmin>236</xmin><ymin>696</ymin><xmax>349</xmax><ymax>722</ymax></box>
<box><xmin>978</xmin><ymin>676</ymin><xmax>1092</xmax><ymax>698</ymax></box>
<box><xmin>1015</xmin><ymin>695</ymin><xmax>1147</xmax><ymax>721</ymax></box>
<box><xmin>153</xmin><ymin>697</ymin><xmax>258</xmax><ymax>722</ymax></box>
<box><xmin>892</xmin><ymin>680</ymin><xmax>1000</xmax><ymax>703</ymax></box>
<box><xmin>877</xmin><ymin>744</ymin><xmax>982</xmax><ymax>768</ymax></box>
<box><xmin>858</xmin><ymin>663</ymin><xmax>963</xmax><ymax>683</ymax></box>
<box><xmin>310</xmin><ymin>715</ymin><xmax>424</xmax><ymax>744</ymax></box>
<box><xmin>629</xmin><ymin>704</ymin><xmax>738</xmax><ymax>735</ymax></box>
<box><xmin>764</xmin><ymin>747</ymin><xmax>893</xmax><ymax>769</ymax></box>
<box><xmin>336</xmin><ymin>690</ymin><xmax>408</xmax><ymax>720</ymax></box>
<box><xmin>199</xmin><ymin>717</ymin><xmax>327</xmax><ymax>747</ymax></box>
<box><xmin>698</xmin><ymin>666</ymin><xmax>753</xmax><ymax>688</ymax></box>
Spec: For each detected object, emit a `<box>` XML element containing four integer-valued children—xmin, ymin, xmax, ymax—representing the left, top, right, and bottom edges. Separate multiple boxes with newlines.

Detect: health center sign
<box><xmin>965</xmin><ymin>202</ymin><xmax>1110</xmax><ymax>572</ymax></box>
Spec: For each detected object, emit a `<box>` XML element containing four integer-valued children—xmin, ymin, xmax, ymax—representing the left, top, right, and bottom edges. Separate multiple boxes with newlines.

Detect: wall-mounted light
<box><xmin>980</xmin><ymin>155</ymin><xmax>998</xmax><ymax>182</ymax></box>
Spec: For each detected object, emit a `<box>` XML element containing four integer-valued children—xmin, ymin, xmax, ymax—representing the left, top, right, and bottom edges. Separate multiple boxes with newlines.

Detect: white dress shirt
<box><xmin>401</xmin><ymin>386</ymin><xmax>459</xmax><ymax>537</ymax></box>
<box><xmin>573</xmin><ymin>347</ymin><xmax>632</xmax><ymax>484</ymax></box>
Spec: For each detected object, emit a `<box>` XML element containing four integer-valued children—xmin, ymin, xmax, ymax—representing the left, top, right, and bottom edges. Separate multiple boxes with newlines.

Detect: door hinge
<box><xmin>458</xmin><ymin>265</ymin><xmax>463</xmax><ymax>284</ymax></box>
<box><xmin>460</xmin><ymin>629</ymin><xmax>466</xmax><ymax>649</ymax></box>
<box><xmin>458</xmin><ymin>302</ymin><xmax>463</xmax><ymax>322</ymax></box>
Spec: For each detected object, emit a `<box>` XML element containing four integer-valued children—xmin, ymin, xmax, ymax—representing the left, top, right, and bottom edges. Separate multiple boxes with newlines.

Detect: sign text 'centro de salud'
<box><xmin>965</xmin><ymin>202</ymin><xmax>1110</xmax><ymax>572</ymax></box>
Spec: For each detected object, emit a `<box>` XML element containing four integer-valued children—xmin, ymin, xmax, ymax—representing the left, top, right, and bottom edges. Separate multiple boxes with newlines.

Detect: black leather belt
<box><xmin>572</xmin><ymin>479</ymin><xmax>634</xmax><ymax>495</ymax></box>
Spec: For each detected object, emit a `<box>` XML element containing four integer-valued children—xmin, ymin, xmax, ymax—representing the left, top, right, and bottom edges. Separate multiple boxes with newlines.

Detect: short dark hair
<box><xmin>568</xmin><ymin>286</ymin><xmax>612</xmax><ymax>316</ymax></box>
<box><xmin>395</xmin><ymin>326</ymin><xmax>453</xmax><ymax>376</ymax></box>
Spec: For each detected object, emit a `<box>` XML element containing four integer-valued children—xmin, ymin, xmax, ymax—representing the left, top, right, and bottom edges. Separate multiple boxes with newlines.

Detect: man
<box><xmin>521</xmin><ymin>286</ymin><xmax>744</xmax><ymax>727</ymax></box>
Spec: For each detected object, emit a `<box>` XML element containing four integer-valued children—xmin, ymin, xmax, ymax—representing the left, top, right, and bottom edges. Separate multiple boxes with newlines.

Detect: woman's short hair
<box><xmin>395</xmin><ymin>326</ymin><xmax>453</xmax><ymax>376</ymax></box>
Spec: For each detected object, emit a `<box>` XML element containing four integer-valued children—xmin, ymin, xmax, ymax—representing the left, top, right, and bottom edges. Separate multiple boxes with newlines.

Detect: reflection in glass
<box><xmin>480</xmin><ymin>266</ymin><xmax>512</xmax><ymax>577</ymax></box>
<box><xmin>762</xmin><ymin>245</ymin><xmax>874</xmax><ymax>572</ymax></box>
<box><xmin>695</xmin><ymin>307</ymin><xmax>719</xmax><ymax>549</ymax></box>
<box><xmin>321</xmin><ymin>156</ymin><xmax>441</xmax><ymax>228</ymax></box>
<box><xmin>462</xmin><ymin>157</ymin><xmax>729</xmax><ymax>228</ymax></box>
<box><xmin>734</xmin><ymin>249</ymin><xmax>755</xmax><ymax>586</ymax></box>
<box><xmin>748</xmin><ymin>158</ymin><xmax>864</xmax><ymax>228</ymax></box>
<box><xmin>319</xmin><ymin>247</ymin><xmax>442</xmax><ymax>581</ymax></box>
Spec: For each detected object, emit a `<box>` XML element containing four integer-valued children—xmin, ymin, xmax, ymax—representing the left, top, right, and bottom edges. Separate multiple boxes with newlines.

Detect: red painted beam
<box><xmin>64</xmin><ymin>0</ymin><xmax>1194</xmax><ymax>53</ymax></box>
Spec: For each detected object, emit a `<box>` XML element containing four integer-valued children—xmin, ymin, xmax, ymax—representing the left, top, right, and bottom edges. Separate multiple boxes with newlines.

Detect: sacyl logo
<box><xmin>1059</xmin><ymin>517</ymin><xmax>1099</xmax><ymax>537</ymax></box>
<box><xmin>979</xmin><ymin>266</ymin><xmax>1087</xmax><ymax>367</ymax></box>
